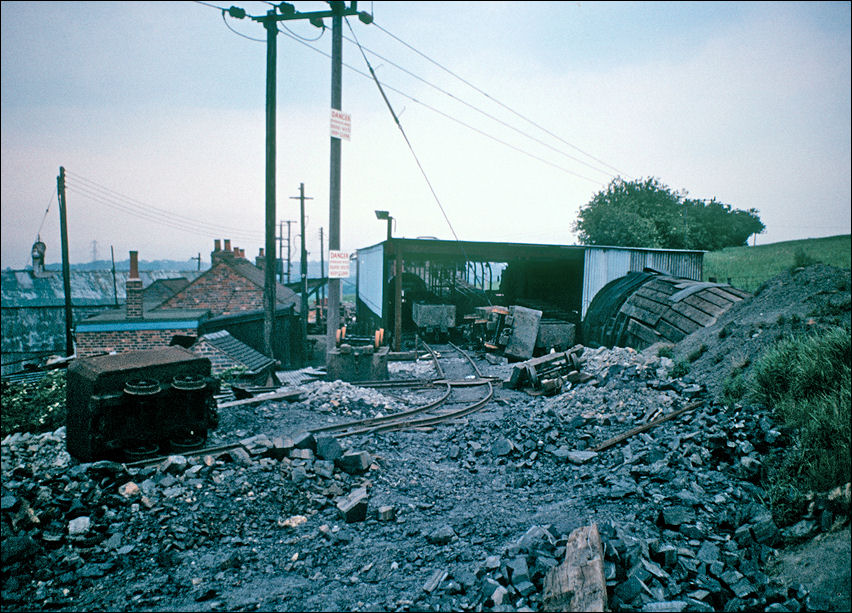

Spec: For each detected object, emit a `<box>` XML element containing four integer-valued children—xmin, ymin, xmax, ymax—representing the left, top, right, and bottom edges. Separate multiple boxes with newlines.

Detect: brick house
<box><xmin>75</xmin><ymin>242</ymin><xmax>302</xmax><ymax>364</ymax></box>
<box><xmin>75</xmin><ymin>251</ymin><xmax>209</xmax><ymax>357</ymax></box>
<box><xmin>154</xmin><ymin>240</ymin><xmax>296</xmax><ymax>316</ymax></box>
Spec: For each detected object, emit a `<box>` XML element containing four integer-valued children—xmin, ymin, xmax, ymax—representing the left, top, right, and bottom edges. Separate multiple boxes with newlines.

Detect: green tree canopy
<box><xmin>573</xmin><ymin>177</ymin><xmax>765</xmax><ymax>250</ymax></box>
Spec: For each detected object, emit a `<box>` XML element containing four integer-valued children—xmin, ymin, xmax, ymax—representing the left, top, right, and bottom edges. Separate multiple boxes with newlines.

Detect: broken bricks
<box><xmin>337</xmin><ymin>487</ymin><xmax>368</xmax><ymax>523</ymax></box>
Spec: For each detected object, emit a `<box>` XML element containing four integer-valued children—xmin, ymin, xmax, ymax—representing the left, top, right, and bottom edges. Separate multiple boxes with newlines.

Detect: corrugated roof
<box><xmin>197</xmin><ymin>330</ymin><xmax>276</xmax><ymax>374</ymax></box>
<box><xmin>1</xmin><ymin>270</ymin><xmax>201</xmax><ymax>308</ymax></box>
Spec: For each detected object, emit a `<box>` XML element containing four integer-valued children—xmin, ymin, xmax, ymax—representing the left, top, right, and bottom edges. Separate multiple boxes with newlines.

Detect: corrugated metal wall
<box><xmin>357</xmin><ymin>243</ymin><xmax>385</xmax><ymax>318</ymax></box>
<box><xmin>582</xmin><ymin>247</ymin><xmax>703</xmax><ymax>319</ymax></box>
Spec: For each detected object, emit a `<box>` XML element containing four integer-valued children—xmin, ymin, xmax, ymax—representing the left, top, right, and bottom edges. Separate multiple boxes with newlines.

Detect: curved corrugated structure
<box><xmin>582</xmin><ymin>270</ymin><xmax>750</xmax><ymax>349</ymax></box>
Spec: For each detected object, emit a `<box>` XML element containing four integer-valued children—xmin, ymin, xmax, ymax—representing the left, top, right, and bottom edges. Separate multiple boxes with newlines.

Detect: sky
<box><xmin>2</xmin><ymin>1</ymin><xmax>850</xmax><ymax>270</ymax></box>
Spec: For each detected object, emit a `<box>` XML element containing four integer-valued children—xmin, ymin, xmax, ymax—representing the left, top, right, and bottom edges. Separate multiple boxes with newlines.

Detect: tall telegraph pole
<box><xmin>57</xmin><ymin>166</ymin><xmax>74</xmax><ymax>357</ymax></box>
<box><xmin>327</xmin><ymin>9</ymin><xmax>343</xmax><ymax>351</ymax></box>
<box><xmin>240</xmin><ymin>2</ymin><xmax>370</xmax><ymax>360</ymax></box>
<box><xmin>262</xmin><ymin>8</ymin><xmax>278</xmax><ymax>359</ymax></box>
<box><xmin>290</xmin><ymin>183</ymin><xmax>312</xmax><ymax>362</ymax></box>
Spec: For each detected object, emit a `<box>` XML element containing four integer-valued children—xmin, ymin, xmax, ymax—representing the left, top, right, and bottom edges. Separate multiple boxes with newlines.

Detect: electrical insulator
<box><xmin>227</xmin><ymin>6</ymin><xmax>246</xmax><ymax>19</ymax></box>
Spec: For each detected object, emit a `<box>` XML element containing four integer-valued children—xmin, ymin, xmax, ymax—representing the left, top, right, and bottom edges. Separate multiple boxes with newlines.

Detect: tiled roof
<box><xmin>225</xmin><ymin>258</ymin><xmax>297</xmax><ymax>307</ymax></box>
<box><xmin>197</xmin><ymin>330</ymin><xmax>276</xmax><ymax>375</ymax></box>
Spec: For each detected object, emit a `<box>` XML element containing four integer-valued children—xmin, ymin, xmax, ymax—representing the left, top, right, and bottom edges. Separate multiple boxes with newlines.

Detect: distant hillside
<box><xmin>44</xmin><ymin>259</ymin><xmax>208</xmax><ymax>272</ymax></box>
<box><xmin>703</xmin><ymin>234</ymin><xmax>851</xmax><ymax>292</ymax></box>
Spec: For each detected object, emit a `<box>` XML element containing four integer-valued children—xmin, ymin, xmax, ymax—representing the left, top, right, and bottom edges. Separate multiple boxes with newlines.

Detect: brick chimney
<box><xmin>211</xmin><ymin>238</ymin><xmax>234</xmax><ymax>265</ymax></box>
<box><xmin>255</xmin><ymin>248</ymin><xmax>265</xmax><ymax>269</ymax></box>
<box><xmin>126</xmin><ymin>250</ymin><xmax>143</xmax><ymax>319</ymax></box>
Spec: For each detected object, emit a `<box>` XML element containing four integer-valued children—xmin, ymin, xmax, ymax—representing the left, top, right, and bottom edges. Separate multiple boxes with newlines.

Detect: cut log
<box><xmin>542</xmin><ymin>523</ymin><xmax>608</xmax><ymax>612</ymax></box>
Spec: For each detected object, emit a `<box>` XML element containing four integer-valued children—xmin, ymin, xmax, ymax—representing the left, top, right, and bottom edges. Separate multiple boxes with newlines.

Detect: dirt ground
<box><xmin>767</xmin><ymin>524</ymin><xmax>851</xmax><ymax>612</ymax></box>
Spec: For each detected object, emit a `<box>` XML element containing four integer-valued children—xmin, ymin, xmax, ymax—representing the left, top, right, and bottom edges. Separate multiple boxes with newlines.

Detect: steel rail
<box><xmin>313</xmin><ymin>341</ymin><xmax>493</xmax><ymax>438</ymax></box>
<box><xmin>122</xmin><ymin>342</ymin><xmax>493</xmax><ymax>466</ymax></box>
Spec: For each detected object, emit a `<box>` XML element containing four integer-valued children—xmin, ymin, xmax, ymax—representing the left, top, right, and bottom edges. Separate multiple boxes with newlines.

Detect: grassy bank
<box><xmin>749</xmin><ymin>324</ymin><xmax>851</xmax><ymax>523</ymax></box>
<box><xmin>703</xmin><ymin>234</ymin><xmax>851</xmax><ymax>292</ymax></box>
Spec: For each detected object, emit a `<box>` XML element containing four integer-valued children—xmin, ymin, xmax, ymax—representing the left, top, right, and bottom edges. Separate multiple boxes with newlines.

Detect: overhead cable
<box><xmin>373</xmin><ymin>21</ymin><xmax>628</xmax><ymax>178</ymax></box>
<box><xmin>340</xmin><ymin>32</ymin><xmax>614</xmax><ymax>179</ymax></box>
<box><xmin>64</xmin><ymin>172</ymin><xmax>264</xmax><ymax>241</ymax></box>
<box><xmin>278</xmin><ymin>28</ymin><xmax>604</xmax><ymax>185</ymax></box>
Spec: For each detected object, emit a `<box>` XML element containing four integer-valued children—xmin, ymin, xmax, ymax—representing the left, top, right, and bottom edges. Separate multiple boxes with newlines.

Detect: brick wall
<box><xmin>156</xmin><ymin>264</ymin><xmax>263</xmax><ymax>317</ymax></box>
<box><xmin>76</xmin><ymin>328</ymin><xmax>192</xmax><ymax>357</ymax></box>
<box><xmin>190</xmin><ymin>339</ymin><xmax>238</xmax><ymax>375</ymax></box>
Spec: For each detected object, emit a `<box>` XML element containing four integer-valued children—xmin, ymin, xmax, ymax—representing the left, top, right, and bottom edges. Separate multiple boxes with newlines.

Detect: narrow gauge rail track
<box><xmin>308</xmin><ymin>341</ymin><xmax>494</xmax><ymax>439</ymax></box>
<box><xmin>125</xmin><ymin>342</ymin><xmax>494</xmax><ymax>469</ymax></box>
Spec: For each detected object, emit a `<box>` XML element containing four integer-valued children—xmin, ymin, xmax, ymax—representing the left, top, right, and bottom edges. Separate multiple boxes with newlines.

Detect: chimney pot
<box><xmin>129</xmin><ymin>251</ymin><xmax>139</xmax><ymax>278</ymax></box>
<box><xmin>214</xmin><ymin>239</ymin><xmax>221</xmax><ymax>251</ymax></box>
<box><xmin>224</xmin><ymin>239</ymin><xmax>231</xmax><ymax>252</ymax></box>
<box><xmin>259</xmin><ymin>247</ymin><xmax>265</xmax><ymax>257</ymax></box>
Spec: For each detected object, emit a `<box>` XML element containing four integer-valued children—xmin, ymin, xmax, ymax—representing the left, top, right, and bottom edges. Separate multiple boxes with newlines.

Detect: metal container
<box><xmin>66</xmin><ymin>346</ymin><xmax>218</xmax><ymax>461</ymax></box>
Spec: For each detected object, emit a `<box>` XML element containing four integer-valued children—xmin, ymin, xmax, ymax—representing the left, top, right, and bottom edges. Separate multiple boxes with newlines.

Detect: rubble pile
<box><xmin>2</xmin><ymin>264</ymin><xmax>850</xmax><ymax>612</ymax></box>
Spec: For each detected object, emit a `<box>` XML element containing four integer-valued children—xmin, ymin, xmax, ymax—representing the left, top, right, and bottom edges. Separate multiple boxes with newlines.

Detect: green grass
<box><xmin>749</xmin><ymin>325</ymin><xmax>851</xmax><ymax>523</ymax></box>
<box><xmin>703</xmin><ymin>235</ymin><xmax>851</xmax><ymax>292</ymax></box>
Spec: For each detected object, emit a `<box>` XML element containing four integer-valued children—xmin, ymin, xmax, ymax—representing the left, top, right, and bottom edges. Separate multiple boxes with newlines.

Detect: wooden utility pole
<box><xmin>240</xmin><ymin>2</ymin><xmax>370</xmax><ymax>360</ymax></box>
<box><xmin>319</xmin><ymin>227</ymin><xmax>325</xmax><ymax>325</ymax></box>
<box><xmin>110</xmin><ymin>245</ymin><xmax>119</xmax><ymax>307</ymax></box>
<box><xmin>327</xmin><ymin>9</ymin><xmax>344</xmax><ymax>352</ymax></box>
<box><xmin>57</xmin><ymin>167</ymin><xmax>74</xmax><ymax>357</ymax></box>
<box><xmin>290</xmin><ymin>184</ymin><xmax>313</xmax><ymax>363</ymax></box>
<box><xmin>261</xmin><ymin>9</ymin><xmax>277</xmax><ymax>359</ymax></box>
<box><xmin>285</xmin><ymin>220</ymin><xmax>295</xmax><ymax>283</ymax></box>
<box><xmin>278</xmin><ymin>221</ymin><xmax>284</xmax><ymax>283</ymax></box>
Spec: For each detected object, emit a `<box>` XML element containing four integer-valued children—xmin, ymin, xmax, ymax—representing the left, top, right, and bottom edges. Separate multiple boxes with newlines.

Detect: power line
<box><xmin>36</xmin><ymin>189</ymin><xmax>55</xmax><ymax>239</ymax></box>
<box><xmin>209</xmin><ymin>3</ymin><xmax>615</xmax><ymax>183</ymax></box>
<box><xmin>339</xmin><ymin>31</ymin><xmax>615</xmax><ymax>180</ymax></box>
<box><xmin>373</xmin><ymin>21</ymin><xmax>629</xmax><ymax>178</ymax></box>
<box><xmin>345</xmin><ymin>19</ymin><xmax>460</xmax><ymax>243</ymax></box>
<box><xmin>64</xmin><ymin>172</ymin><xmax>264</xmax><ymax>241</ymax></box>
<box><xmin>193</xmin><ymin>0</ymin><xmax>228</xmax><ymax>10</ymax></box>
<box><xmin>277</xmin><ymin>28</ymin><xmax>605</xmax><ymax>185</ymax></box>
<box><xmin>221</xmin><ymin>10</ymin><xmax>266</xmax><ymax>43</ymax></box>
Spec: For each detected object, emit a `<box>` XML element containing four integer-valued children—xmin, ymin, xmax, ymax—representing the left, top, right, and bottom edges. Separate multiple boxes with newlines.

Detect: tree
<box><xmin>573</xmin><ymin>177</ymin><xmax>764</xmax><ymax>250</ymax></box>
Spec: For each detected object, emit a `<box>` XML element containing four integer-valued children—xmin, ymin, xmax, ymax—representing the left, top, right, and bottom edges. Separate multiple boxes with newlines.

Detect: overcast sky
<box><xmin>2</xmin><ymin>1</ymin><xmax>850</xmax><ymax>270</ymax></box>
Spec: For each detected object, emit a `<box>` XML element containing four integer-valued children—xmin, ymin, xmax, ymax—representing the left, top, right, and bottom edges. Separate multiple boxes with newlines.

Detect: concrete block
<box><xmin>337</xmin><ymin>487</ymin><xmax>368</xmax><ymax>523</ymax></box>
<box><xmin>326</xmin><ymin>346</ymin><xmax>389</xmax><ymax>382</ymax></box>
<box><xmin>292</xmin><ymin>431</ymin><xmax>316</xmax><ymax>451</ymax></box>
<box><xmin>336</xmin><ymin>450</ymin><xmax>372</xmax><ymax>474</ymax></box>
<box><xmin>315</xmin><ymin>435</ymin><xmax>344</xmax><ymax>461</ymax></box>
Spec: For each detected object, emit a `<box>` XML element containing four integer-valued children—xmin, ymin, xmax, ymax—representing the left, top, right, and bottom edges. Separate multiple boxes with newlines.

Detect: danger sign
<box><xmin>328</xmin><ymin>250</ymin><xmax>350</xmax><ymax>278</ymax></box>
<box><xmin>330</xmin><ymin>109</ymin><xmax>351</xmax><ymax>141</ymax></box>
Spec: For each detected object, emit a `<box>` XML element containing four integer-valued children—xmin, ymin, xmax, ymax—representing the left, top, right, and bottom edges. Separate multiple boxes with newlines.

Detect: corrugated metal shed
<box><xmin>581</xmin><ymin>246</ymin><xmax>704</xmax><ymax>319</ymax></box>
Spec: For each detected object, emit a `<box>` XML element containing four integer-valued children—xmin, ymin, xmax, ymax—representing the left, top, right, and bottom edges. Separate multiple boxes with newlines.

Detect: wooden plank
<box><xmin>659</xmin><ymin>310</ymin><xmax>701</xmax><ymax>335</ymax></box>
<box><xmin>706</xmin><ymin>286</ymin><xmax>748</xmax><ymax>302</ymax></box>
<box><xmin>693</xmin><ymin>289</ymin><xmax>735</xmax><ymax>308</ymax></box>
<box><xmin>669</xmin><ymin>300</ymin><xmax>716</xmax><ymax>326</ymax></box>
<box><xmin>543</xmin><ymin>524</ymin><xmax>608</xmax><ymax>612</ymax></box>
<box><xmin>682</xmin><ymin>294</ymin><xmax>726</xmax><ymax>317</ymax></box>
<box><xmin>633</xmin><ymin>286</ymin><xmax>674</xmax><ymax>304</ymax></box>
<box><xmin>620</xmin><ymin>300</ymin><xmax>663</xmax><ymax>326</ymax></box>
<box><xmin>592</xmin><ymin>401</ymin><xmax>703</xmax><ymax>452</ymax></box>
<box><xmin>721</xmin><ymin>285</ymin><xmax>751</xmax><ymax>299</ymax></box>
<box><xmin>631</xmin><ymin>294</ymin><xmax>670</xmax><ymax>316</ymax></box>
<box><xmin>642</xmin><ymin>279</ymin><xmax>677</xmax><ymax>295</ymax></box>
<box><xmin>655</xmin><ymin>318</ymin><xmax>687</xmax><ymax>342</ymax></box>
<box><xmin>627</xmin><ymin>318</ymin><xmax>662</xmax><ymax>346</ymax></box>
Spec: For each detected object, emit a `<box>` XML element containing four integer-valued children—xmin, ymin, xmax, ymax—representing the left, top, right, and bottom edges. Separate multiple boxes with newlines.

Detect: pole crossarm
<box><xmin>246</xmin><ymin>3</ymin><xmax>367</xmax><ymax>25</ymax></box>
